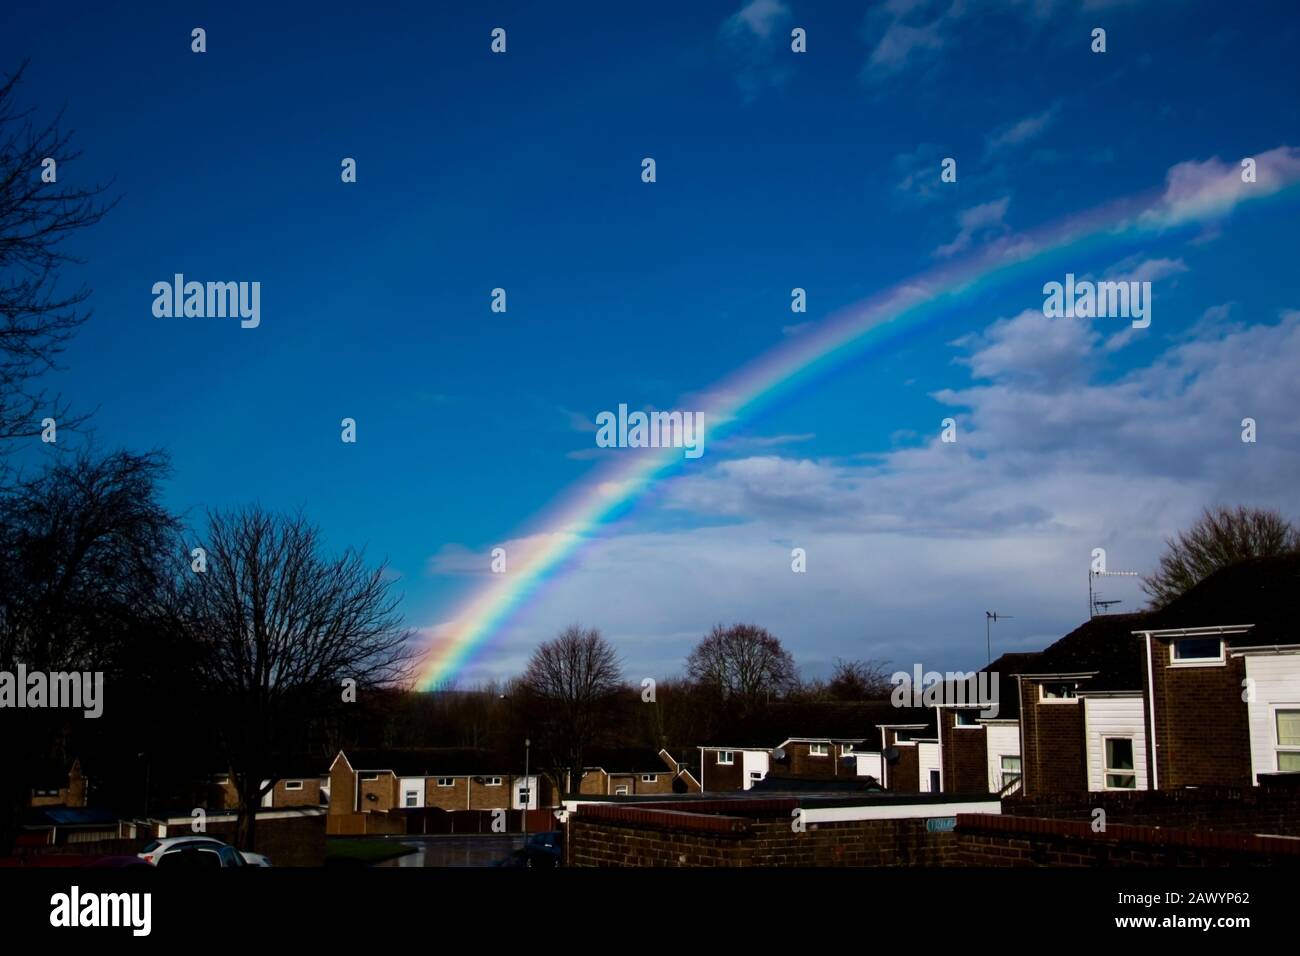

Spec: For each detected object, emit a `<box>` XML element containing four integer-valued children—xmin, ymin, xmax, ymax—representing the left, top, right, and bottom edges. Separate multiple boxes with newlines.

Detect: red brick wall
<box><xmin>772</xmin><ymin>742</ymin><xmax>842</xmax><ymax>779</ymax></box>
<box><xmin>700</xmin><ymin>751</ymin><xmax>745</xmax><ymax>791</ymax></box>
<box><xmin>1148</xmin><ymin>635</ymin><xmax>1252</xmax><ymax>787</ymax></box>
<box><xmin>1004</xmin><ymin>785</ymin><xmax>1300</xmax><ymax>836</ymax></box>
<box><xmin>884</xmin><ymin>732</ymin><xmax>920</xmax><ymax>793</ymax></box>
<box><xmin>939</xmin><ymin>712</ymin><xmax>989</xmax><ymax>794</ymax></box>
<box><xmin>566</xmin><ymin>806</ymin><xmax>956</xmax><ymax>867</ymax></box>
<box><xmin>1019</xmin><ymin>681</ymin><xmax>1086</xmax><ymax>795</ymax></box>
<box><xmin>955</xmin><ymin>813</ymin><xmax>1300</xmax><ymax>867</ymax></box>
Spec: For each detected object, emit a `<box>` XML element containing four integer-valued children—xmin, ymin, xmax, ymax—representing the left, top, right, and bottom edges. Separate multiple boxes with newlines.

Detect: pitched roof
<box><xmin>584</xmin><ymin>748</ymin><xmax>678</xmax><ymax>774</ymax></box>
<box><xmin>1144</xmin><ymin>553</ymin><xmax>1300</xmax><ymax>647</ymax></box>
<box><xmin>340</xmin><ymin>748</ymin><xmax>522</xmax><ymax>776</ymax></box>
<box><xmin>700</xmin><ymin>700</ymin><xmax>932</xmax><ymax>749</ymax></box>
<box><xmin>1021</xmin><ymin>611</ymin><xmax>1154</xmax><ymax>692</ymax></box>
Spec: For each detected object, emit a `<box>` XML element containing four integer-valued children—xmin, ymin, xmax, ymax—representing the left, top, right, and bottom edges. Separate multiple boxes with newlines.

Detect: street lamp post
<box><xmin>523</xmin><ymin>737</ymin><xmax>531</xmax><ymax>840</ymax></box>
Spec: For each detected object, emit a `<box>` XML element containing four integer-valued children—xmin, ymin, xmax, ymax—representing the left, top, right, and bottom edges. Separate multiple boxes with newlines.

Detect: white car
<box><xmin>139</xmin><ymin>836</ymin><xmax>247</xmax><ymax>867</ymax></box>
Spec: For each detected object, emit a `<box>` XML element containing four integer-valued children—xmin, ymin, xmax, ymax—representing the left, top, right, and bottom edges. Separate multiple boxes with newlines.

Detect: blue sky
<box><xmin>5</xmin><ymin>0</ymin><xmax>1299</xmax><ymax>683</ymax></box>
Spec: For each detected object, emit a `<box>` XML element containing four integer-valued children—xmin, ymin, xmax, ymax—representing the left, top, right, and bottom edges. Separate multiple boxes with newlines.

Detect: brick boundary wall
<box><xmin>955</xmin><ymin>813</ymin><xmax>1300</xmax><ymax>867</ymax></box>
<box><xmin>1003</xmin><ymin>785</ymin><xmax>1300</xmax><ymax>837</ymax></box>
<box><xmin>566</xmin><ymin>803</ymin><xmax>956</xmax><ymax>867</ymax></box>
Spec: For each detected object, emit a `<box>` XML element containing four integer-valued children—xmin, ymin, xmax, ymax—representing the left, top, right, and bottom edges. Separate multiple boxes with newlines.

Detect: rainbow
<box><xmin>416</xmin><ymin>152</ymin><xmax>1300</xmax><ymax>689</ymax></box>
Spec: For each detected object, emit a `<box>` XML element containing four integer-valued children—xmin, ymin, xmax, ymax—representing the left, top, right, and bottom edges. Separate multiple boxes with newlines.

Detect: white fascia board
<box><xmin>802</xmin><ymin>801</ymin><xmax>1002</xmax><ymax>823</ymax></box>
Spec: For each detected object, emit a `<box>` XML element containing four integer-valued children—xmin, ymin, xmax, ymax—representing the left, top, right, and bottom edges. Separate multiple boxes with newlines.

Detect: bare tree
<box><xmin>519</xmin><ymin>625</ymin><xmax>623</xmax><ymax>797</ymax></box>
<box><xmin>0</xmin><ymin>63</ymin><xmax>116</xmax><ymax>449</ymax></box>
<box><xmin>827</xmin><ymin>657</ymin><xmax>893</xmax><ymax>701</ymax></box>
<box><xmin>686</xmin><ymin>623</ymin><xmax>796</xmax><ymax>712</ymax></box>
<box><xmin>1143</xmin><ymin>506</ymin><xmax>1299</xmax><ymax>609</ymax></box>
<box><xmin>183</xmin><ymin>506</ymin><xmax>415</xmax><ymax>849</ymax></box>
<box><xmin>0</xmin><ymin>449</ymin><xmax>182</xmax><ymax>850</ymax></box>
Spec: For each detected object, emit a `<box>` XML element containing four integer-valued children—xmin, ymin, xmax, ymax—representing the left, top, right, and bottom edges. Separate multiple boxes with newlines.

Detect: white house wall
<box><xmin>1244</xmin><ymin>652</ymin><xmax>1300</xmax><ymax>782</ymax></box>
<box><xmin>1083</xmin><ymin>696</ymin><xmax>1148</xmax><ymax>792</ymax></box>
<box><xmin>985</xmin><ymin>724</ymin><xmax>1020</xmax><ymax>793</ymax></box>
<box><xmin>918</xmin><ymin>742</ymin><xmax>940</xmax><ymax>792</ymax></box>
<box><xmin>742</xmin><ymin>750</ymin><xmax>769</xmax><ymax>790</ymax></box>
<box><xmin>854</xmin><ymin>752</ymin><xmax>883</xmax><ymax>781</ymax></box>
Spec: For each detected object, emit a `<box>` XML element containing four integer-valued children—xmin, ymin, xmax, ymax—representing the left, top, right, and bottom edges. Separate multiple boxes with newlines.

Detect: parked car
<box><xmin>499</xmin><ymin>830</ymin><xmax>563</xmax><ymax>868</ymax></box>
<box><xmin>87</xmin><ymin>855</ymin><xmax>152</xmax><ymax>868</ymax></box>
<box><xmin>138</xmin><ymin>836</ymin><xmax>227</xmax><ymax>866</ymax></box>
<box><xmin>240</xmin><ymin>851</ymin><xmax>272</xmax><ymax>866</ymax></box>
<box><xmin>154</xmin><ymin>844</ymin><xmax>246</xmax><ymax>869</ymax></box>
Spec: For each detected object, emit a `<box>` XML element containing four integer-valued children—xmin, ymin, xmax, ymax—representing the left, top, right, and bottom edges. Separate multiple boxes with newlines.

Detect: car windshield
<box><xmin>141</xmin><ymin>840</ymin><xmax>161</xmax><ymax>852</ymax></box>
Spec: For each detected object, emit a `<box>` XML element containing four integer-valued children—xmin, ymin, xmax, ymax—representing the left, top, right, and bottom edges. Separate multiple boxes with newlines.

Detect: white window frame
<box><xmin>749</xmin><ymin>771</ymin><xmax>763</xmax><ymax>781</ymax></box>
<box><xmin>403</xmin><ymin>790</ymin><xmax>419</xmax><ymax>808</ymax></box>
<box><xmin>1273</xmin><ymin>705</ymin><xmax>1300</xmax><ymax>773</ymax></box>
<box><xmin>1169</xmin><ymin>637</ymin><xmax>1226</xmax><ymax>667</ymax></box>
<box><xmin>717</xmin><ymin>751</ymin><xmax>734</xmax><ymax>765</ymax></box>
<box><xmin>484</xmin><ymin>776</ymin><xmax>502</xmax><ymax>786</ymax></box>
<box><xmin>999</xmin><ymin>755</ymin><xmax>1021</xmax><ymax>778</ymax></box>
<box><xmin>284</xmin><ymin>780</ymin><xmax>303</xmax><ymax>791</ymax></box>
<box><xmin>809</xmin><ymin>743</ymin><xmax>830</xmax><ymax>757</ymax></box>
<box><xmin>614</xmin><ymin>785</ymin><xmax>629</xmax><ymax>795</ymax></box>
<box><xmin>841</xmin><ymin>744</ymin><xmax>855</xmax><ymax>755</ymax></box>
<box><xmin>1103</xmin><ymin>736</ymin><xmax>1138</xmax><ymax>790</ymax></box>
<box><xmin>955</xmin><ymin>711</ymin><xmax>980</xmax><ymax>727</ymax></box>
<box><xmin>436</xmin><ymin>777</ymin><xmax>455</xmax><ymax>788</ymax></box>
<box><xmin>360</xmin><ymin>774</ymin><xmax>379</xmax><ymax>782</ymax></box>
<box><xmin>640</xmin><ymin>774</ymin><xmax>658</xmax><ymax>783</ymax></box>
<box><xmin>1039</xmin><ymin>682</ymin><xmax>1079</xmax><ymax>703</ymax></box>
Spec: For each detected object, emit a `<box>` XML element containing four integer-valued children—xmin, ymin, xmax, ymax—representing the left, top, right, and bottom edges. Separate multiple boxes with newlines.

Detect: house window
<box><xmin>999</xmin><ymin>755</ymin><xmax>1021</xmax><ymax>783</ymax></box>
<box><xmin>484</xmin><ymin>777</ymin><xmax>502</xmax><ymax>786</ymax></box>
<box><xmin>33</xmin><ymin>789</ymin><xmax>58</xmax><ymax>798</ymax></box>
<box><xmin>841</xmin><ymin>744</ymin><xmax>855</xmax><ymax>755</ymax></box>
<box><xmin>404</xmin><ymin>791</ymin><xmax>419</xmax><ymax>807</ymax></box>
<box><xmin>749</xmin><ymin>772</ymin><xmax>763</xmax><ymax>781</ymax></box>
<box><xmin>809</xmin><ymin>743</ymin><xmax>829</xmax><ymax>757</ymax></box>
<box><xmin>518</xmin><ymin>788</ymin><xmax>531</xmax><ymax>805</ymax></box>
<box><xmin>641</xmin><ymin>774</ymin><xmax>657</xmax><ymax>783</ymax></box>
<box><xmin>436</xmin><ymin>777</ymin><xmax>454</xmax><ymax>787</ymax></box>
<box><xmin>614</xmin><ymin>786</ymin><xmax>628</xmax><ymax>795</ymax></box>
<box><xmin>284</xmin><ymin>780</ymin><xmax>303</xmax><ymax>791</ymax></box>
<box><xmin>360</xmin><ymin>774</ymin><xmax>379</xmax><ymax>782</ymax></box>
<box><xmin>1276</xmin><ymin>710</ymin><xmax>1300</xmax><ymax>772</ymax></box>
<box><xmin>1104</xmin><ymin>738</ymin><xmax>1137</xmax><ymax>789</ymax></box>
<box><xmin>1040</xmin><ymin>682</ymin><xmax>1078</xmax><ymax>701</ymax></box>
<box><xmin>717</xmin><ymin>751</ymin><xmax>734</xmax><ymax>765</ymax></box>
<box><xmin>956</xmin><ymin>711</ymin><xmax>979</xmax><ymax>726</ymax></box>
<box><xmin>1170</xmin><ymin>637</ymin><xmax>1224</xmax><ymax>665</ymax></box>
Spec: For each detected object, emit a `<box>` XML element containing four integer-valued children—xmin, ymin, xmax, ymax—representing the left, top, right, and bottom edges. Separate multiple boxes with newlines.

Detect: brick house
<box><xmin>328</xmin><ymin>748</ymin><xmax>553</xmax><ymax>815</ymax></box>
<box><xmin>934</xmin><ymin>652</ymin><xmax>1038</xmax><ymax>796</ymax></box>
<box><xmin>209</xmin><ymin>759</ymin><xmax>330</xmax><ymax>810</ymax></box>
<box><xmin>1015</xmin><ymin>612</ymin><xmax>1155</xmax><ymax>796</ymax></box>
<box><xmin>1138</xmin><ymin>554</ymin><xmax>1300</xmax><ymax>788</ymax></box>
<box><xmin>27</xmin><ymin>758</ymin><xmax>88</xmax><ymax>808</ymax></box>
<box><xmin>697</xmin><ymin>744</ymin><xmax>772</xmax><ymax>791</ymax></box>
<box><xmin>1011</xmin><ymin>554</ymin><xmax>1300</xmax><ymax>796</ymax></box>
<box><xmin>574</xmin><ymin>749</ymin><xmax>701</xmax><ymax>796</ymax></box>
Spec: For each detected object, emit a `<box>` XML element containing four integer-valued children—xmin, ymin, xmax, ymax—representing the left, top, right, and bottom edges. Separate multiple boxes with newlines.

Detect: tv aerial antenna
<box><xmin>1089</xmin><ymin>568</ymin><xmax>1140</xmax><ymax>617</ymax></box>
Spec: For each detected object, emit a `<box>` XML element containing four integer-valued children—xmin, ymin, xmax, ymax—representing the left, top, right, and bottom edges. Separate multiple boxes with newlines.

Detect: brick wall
<box><xmin>1019</xmin><ymin>680</ymin><xmax>1086</xmax><ymax>794</ymax></box>
<box><xmin>955</xmin><ymin>813</ymin><xmax>1300</xmax><ymax>867</ymax></box>
<box><xmin>939</xmin><ymin>712</ymin><xmax>989</xmax><ymax>794</ymax></box>
<box><xmin>700</xmin><ymin>750</ymin><xmax>745</xmax><ymax>791</ymax></box>
<box><xmin>888</xmin><ymin>740</ymin><xmax>920</xmax><ymax>793</ymax></box>
<box><xmin>328</xmin><ymin>760</ymin><xmax>356</xmax><ymax>814</ymax></box>
<box><xmin>772</xmin><ymin>742</ymin><xmax>842</xmax><ymax>780</ymax></box>
<box><xmin>566</xmin><ymin>801</ymin><xmax>956</xmax><ymax>867</ymax></box>
<box><xmin>1148</xmin><ymin>635</ymin><xmax>1252</xmax><ymax>787</ymax></box>
<box><xmin>1004</xmin><ymin>785</ymin><xmax>1300</xmax><ymax>837</ymax></box>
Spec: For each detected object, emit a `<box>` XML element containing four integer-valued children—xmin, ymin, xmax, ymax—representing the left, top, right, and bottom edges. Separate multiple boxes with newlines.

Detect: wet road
<box><xmin>373</xmin><ymin>834</ymin><xmax>527</xmax><ymax>867</ymax></box>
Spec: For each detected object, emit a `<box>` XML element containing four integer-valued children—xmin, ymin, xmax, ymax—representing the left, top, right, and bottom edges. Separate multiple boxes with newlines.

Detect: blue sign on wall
<box><xmin>926</xmin><ymin>817</ymin><xmax>957</xmax><ymax>833</ymax></box>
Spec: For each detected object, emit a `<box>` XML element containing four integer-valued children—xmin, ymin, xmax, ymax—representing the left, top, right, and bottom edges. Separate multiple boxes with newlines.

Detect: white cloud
<box><xmin>935</xmin><ymin>196</ymin><xmax>1010</xmax><ymax>258</ymax></box>
<box><xmin>1140</xmin><ymin>146</ymin><xmax>1300</xmax><ymax>228</ymax></box>
<box><xmin>433</xmin><ymin>306</ymin><xmax>1300</xmax><ymax>684</ymax></box>
<box><xmin>985</xmin><ymin>104</ymin><xmax>1059</xmax><ymax>157</ymax></box>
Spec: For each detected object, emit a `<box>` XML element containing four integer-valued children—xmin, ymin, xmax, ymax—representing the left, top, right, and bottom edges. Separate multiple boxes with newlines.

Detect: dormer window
<box><xmin>1170</xmin><ymin>637</ymin><xmax>1224</xmax><ymax>666</ymax></box>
